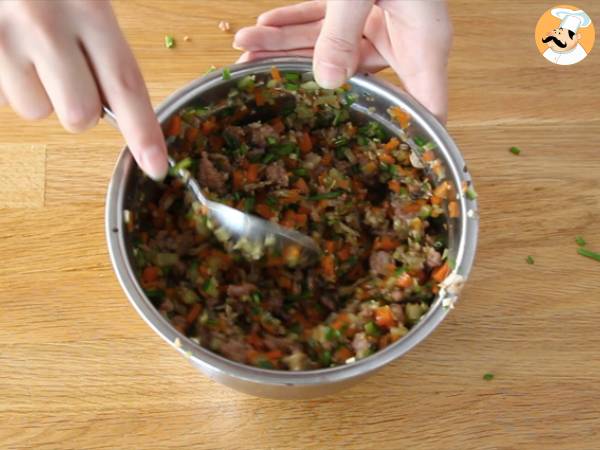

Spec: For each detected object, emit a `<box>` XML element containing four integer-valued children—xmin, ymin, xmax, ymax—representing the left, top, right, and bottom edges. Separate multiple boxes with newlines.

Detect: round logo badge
<box><xmin>535</xmin><ymin>4</ymin><xmax>595</xmax><ymax>65</ymax></box>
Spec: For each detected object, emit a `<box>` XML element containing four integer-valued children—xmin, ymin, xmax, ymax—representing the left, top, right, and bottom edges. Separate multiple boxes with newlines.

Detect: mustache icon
<box><xmin>542</xmin><ymin>35</ymin><xmax>567</xmax><ymax>48</ymax></box>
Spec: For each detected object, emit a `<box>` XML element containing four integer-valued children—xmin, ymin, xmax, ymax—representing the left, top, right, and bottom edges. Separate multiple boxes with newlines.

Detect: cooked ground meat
<box><xmin>130</xmin><ymin>68</ymin><xmax>450</xmax><ymax>370</ymax></box>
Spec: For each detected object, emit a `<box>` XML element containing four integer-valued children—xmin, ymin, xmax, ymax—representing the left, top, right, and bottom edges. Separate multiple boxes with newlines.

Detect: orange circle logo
<box><xmin>535</xmin><ymin>5</ymin><xmax>595</xmax><ymax>65</ymax></box>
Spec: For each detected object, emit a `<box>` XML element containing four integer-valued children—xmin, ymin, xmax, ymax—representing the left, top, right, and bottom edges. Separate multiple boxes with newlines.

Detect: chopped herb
<box><xmin>526</xmin><ymin>255</ymin><xmax>535</xmax><ymax>265</ymax></box>
<box><xmin>293</xmin><ymin>168</ymin><xmax>309</xmax><ymax>177</ymax></box>
<box><xmin>243</xmin><ymin>196</ymin><xmax>255</xmax><ymax>212</ymax></box>
<box><xmin>466</xmin><ymin>187</ymin><xmax>478</xmax><ymax>200</ymax></box>
<box><xmin>222</xmin><ymin>67</ymin><xmax>231</xmax><ymax>80</ymax></box>
<box><xmin>320</xmin><ymin>350</ymin><xmax>332</xmax><ymax>366</ymax></box>
<box><xmin>413</xmin><ymin>136</ymin><xmax>427</xmax><ymax>147</ymax></box>
<box><xmin>509</xmin><ymin>146</ymin><xmax>521</xmax><ymax>155</ymax></box>
<box><xmin>168</xmin><ymin>157</ymin><xmax>193</xmax><ymax>176</ymax></box>
<box><xmin>266</xmin><ymin>136</ymin><xmax>278</xmax><ymax>146</ymax></box>
<box><xmin>483</xmin><ymin>372</ymin><xmax>494</xmax><ymax>381</ymax></box>
<box><xmin>284</xmin><ymin>82</ymin><xmax>299</xmax><ymax>91</ymax></box>
<box><xmin>308</xmin><ymin>190</ymin><xmax>344</xmax><ymax>201</ymax></box>
<box><xmin>283</xmin><ymin>72</ymin><xmax>300</xmax><ymax>82</ymax></box>
<box><xmin>262</xmin><ymin>153</ymin><xmax>277</xmax><ymax>164</ymax></box>
<box><xmin>577</xmin><ymin>247</ymin><xmax>600</xmax><ymax>262</ymax></box>
<box><xmin>364</xmin><ymin>321</ymin><xmax>381</xmax><ymax>337</ymax></box>
<box><xmin>164</xmin><ymin>35</ymin><xmax>175</xmax><ymax>48</ymax></box>
<box><xmin>333</xmin><ymin>137</ymin><xmax>349</xmax><ymax>148</ymax></box>
<box><xmin>575</xmin><ymin>236</ymin><xmax>587</xmax><ymax>247</ymax></box>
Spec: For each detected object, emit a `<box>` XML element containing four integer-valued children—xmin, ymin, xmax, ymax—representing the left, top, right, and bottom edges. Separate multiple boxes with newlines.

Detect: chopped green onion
<box><xmin>204</xmin><ymin>65</ymin><xmax>217</xmax><ymax>75</ymax></box>
<box><xmin>308</xmin><ymin>190</ymin><xmax>344</xmax><ymax>201</ymax></box>
<box><xmin>466</xmin><ymin>187</ymin><xmax>478</xmax><ymax>200</ymax></box>
<box><xmin>509</xmin><ymin>146</ymin><xmax>521</xmax><ymax>155</ymax></box>
<box><xmin>266</xmin><ymin>136</ymin><xmax>278</xmax><ymax>146</ymax></box>
<box><xmin>422</xmin><ymin>141</ymin><xmax>436</xmax><ymax>151</ymax></box>
<box><xmin>257</xmin><ymin>359</ymin><xmax>274</xmax><ymax>369</ymax></box>
<box><xmin>483</xmin><ymin>372</ymin><xmax>494</xmax><ymax>381</ymax></box>
<box><xmin>575</xmin><ymin>236</ymin><xmax>587</xmax><ymax>247</ymax></box>
<box><xmin>250</xmin><ymin>292</ymin><xmax>262</xmax><ymax>304</ymax></box>
<box><xmin>284</xmin><ymin>82</ymin><xmax>299</xmax><ymax>91</ymax></box>
<box><xmin>243</xmin><ymin>196</ymin><xmax>255</xmax><ymax>212</ymax></box>
<box><xmin>265</xmin><ymin>196</ymin><xmax>278</xmax><ymax>209</ymax></box>
<box><xmin>293</xmin><ymin>168</ymin><xmax>309</xmax><ymax>177</ymax></box>
<box><xmin>320</xmin><ymin>350</ymin><xmax>332</xmax><ymax>366</ymax></box>
<box><xmin>526</xmin><ymin>255</ymin><xmax>535</xmax><ymax>265</ymax></box>
<box><xmin>164</xmin><ymin>35</ymin><xmax>175</xmax><ymax>48</ymax></box>
<box><xmin>262</xmin><ymin>153</ymin><xmax>277</xmax><ymax>164</ymax></box>
<box><xmin>333</xmin><ymin>137</ymin><xmax>348</xmax><ymax>148</ymax></box>
<box><xmin>237</xmin><ymin>75</ymin><xmax>255</xmax><ymax>91</ymax></box>
<box><xmin>144</xmin><ymin>288</ymin><xmax>165</xmax><ymax>301</ymax></box>
<box><xmin>284</xmin><ymin>72</ymin><xmax>300</xmax><ymax>82</ymax></box>
<box><xmin>413</xmin><ymin>136</ymin><xmax>427</xmax><ymax>147</ymax></box>
<box><xmin>577</xmin><ymin>247</ymin><xmax>600</xmax><ymax>262</ymax></box>
<box><xmin>168</xmin><ymin>157</ymin><xmax>193</xmax><ymax>176</ymax></box>
<box><xmin>364</xmin><ymin>321</ymin><xmax>380</xmax><ymax>337</ymax></box>
<box><xmin>222</xmin><ymin>67</ymin><xmax>231</xmax><ymax>80</ymax></box>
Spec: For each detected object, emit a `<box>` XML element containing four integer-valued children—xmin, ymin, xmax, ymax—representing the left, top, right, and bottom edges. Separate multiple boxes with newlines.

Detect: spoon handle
<box><xmin>100</xmin><ymin>105</ymin><xmax>209</xmax><ymax>206</ymax></box>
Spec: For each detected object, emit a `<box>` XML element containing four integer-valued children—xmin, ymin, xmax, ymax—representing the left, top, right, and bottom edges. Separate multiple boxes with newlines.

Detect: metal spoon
<box><xmin>102</xmin><ymin>106</ymin><xmax>321</xmax><ymax>267</ymax></box>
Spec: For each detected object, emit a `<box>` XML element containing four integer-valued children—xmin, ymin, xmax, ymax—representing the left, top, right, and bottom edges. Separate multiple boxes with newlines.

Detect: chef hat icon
<box><xmin>551</xmin><ymin>8</ymin><xmax>592</xmax><ymax>33</ymax></box>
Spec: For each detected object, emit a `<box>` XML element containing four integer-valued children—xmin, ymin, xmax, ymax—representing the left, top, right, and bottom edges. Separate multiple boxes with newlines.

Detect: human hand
<box><xmin>234</xmin><ymin>0</ymin><xmax>452</xmax><ymax>123</ymax></box>
<box><xmin>0</xmin><ymin>0</ymin><xmax>168</xmax><ymax>179</ymax></box>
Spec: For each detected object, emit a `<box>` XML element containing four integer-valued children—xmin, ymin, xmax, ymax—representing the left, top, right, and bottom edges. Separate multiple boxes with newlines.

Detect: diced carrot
<box><xmin>375</xmin><ymin>305</ymin><xmax>396</xmax><ymax>328</ymax></box>
<box><xmin>388</xmin><ymin>179</ymin><xmax>401</xmax><ymax>193</ymax></box>
<box><xmin>337</xmin><ymin>178</ymin><xmax>351</xmax><ymax>190</ymax></box>
<box><xmin>254</xmin><ymin>89</ymin><xmax>266</xmax><ymax>106</ymax></box>
<box><xmin>208</xmin><ymin>135</ymin><xmax>223</xmax><ymax>151</ymax></box>
<box><xmin>434</xmin><ymin>181</ymin><xmax>450</xmax><ymax>199</ymax></box>
<box><xmin>389</xmin><ymin>106</ymin><xmax>411</xmax><ymax>129</ymax></box>
<box><xmin>297</xmin><ymin>204</ymin><xmax>310</xmax><ymax>215</ymax></box>
<box><xmin>246</xmin><ymin>163</ymin><xmax>260</xmax><ymax>183</ymax></box>
<box><xmin>266</xmin><ymin>350</ymin><xmax>283</xmax><ymax>362</ymax></box>
<box><xmin>331</xmin><ymin>312</ymin><xmax>350</xmax><ymax>330</ymax></box>
<box><xmin>402</xmin><ymin>201</ymin><xmax>424</xmax><ymax>214</ymax></box>
<box><xmin>294</xmin><ymin>177</ymin><xmax>309</xmax><ymax>194</ymax></box>
<box><xmin>279</xmin><ymin>189</ymin><xmax>301</xmax><ymax>205</ymax></box>
<box><xmin>232</xmin><ymin>170</ymin><xmax>245</xmax><ymax>191</ymax></box>
<box><xmin>396</xmin><ymin>272</ymin><xmax>413</xmax><ymax>289</ymax></box>
<box><xmin>448</xmin><ymin>201</ymin><xmax>459</xmax><ymax>218</ymax></box>
<box><xmin>278</xmin><ymin>276</ymin><xmax>293</xmax><ymax>290</ymax></box>
<box><xmin>432</xmin><ymin>285</ymin><xmax>440</xmax><ymax>294</ymax></box>
<box><xmin>333</xmin><ymin>346</ymin><xmax>353</xmax><ymax>363</ymax></box>
<box><xmin>255</xmin><ymin>203</ymin><xmax>275</xmax><ymax>219</ymax></box>
<box><xmin>166</xmin><ymin>115</ymin><xmax>181</xmax><ymax>137</ymax></box>
<box><xmin>299</xmin><ymin>131</ymin><xmax>313</xmax><ymax>153</ymax></box>
<box><xmin>265</xmin><ymin>255</ymin><xmax>285</xmax><ymax>267</ymax></box>
<box><xmin>283</xmin><ymin>209</ymin><xmax>296</xmax><ymax>222</ymax></box>
<box><xmin>142</xmin><ymin>265</ymin><xmax>160</xmax><ymax>284</ymax></box>
<box><xmin>186</xmin><ymin>303</ymin><xmax>202</xmax><ymax>324</ymax></box>
<box><xmin>321</xmin><ymin>254</ymin><xmax>336</xmax><ymax>280</ymax></box>
<box><xmin>271</xmin><ymin>117</ymin><xmax>285</xmax><ymax>133</ymax></box>
<box><xmin>432</xmin><ymin>262</ymin><xmax>450</xmax><ymax>283</ymax></box>
<box><xmin>374</xmin><ymin>236</ymin><xmax>399</xmax><ymax>251</ymax></box>
<box><xmin>379</xmin><ymin>153</ymin><xmax>395</xmax><ymax>165</ymax></box>
<box><xmin>362</xmin><ymin>161</ymin><xmax>377</xmax><ymax>174</ymax></box>
<box><xmin>321</xmin><ymin>152</ymin><xmax>333</xmax><ymax>166</ymax></box>
<box><xmin>270</xmin><ymin>65</ymin><xmax>282</xmax><ymax>82</ymax></box>
<box><xmin>246</xmin><ymin>333</ymin><xmax>263</xmax><ymax>348</ymax></box>
<box><xmin>295</xmin><ymin>213</ymin><xmax>308</xmax><ymax>227</ymax></box>
<box><xmin>185</xmin><ymin>126</ymin><xmax>199</xmax><ymax>143</ymax></box>
<box><xmin>336</xmin><ymin>245</ymin><xmax>351</xmax><ymax>262</ymax></box>
<box><xmin>201</xmin><ymin>117</ymin><xmax>217</xmax><ymax>135</ymax></box>
<box><xmin>423</xmin><ymin>150</ymin><xmax>436</xmax><ymax>162</ymax></box>
<box><xmin>384</xmin><ymin>137</ymin><xmax>400</xmax><ymax>151</ymax></box>
<box><xmin>324</xmin><ymin>240</ymin><xmax>336</xmax><ymax>254</ymax></box>
<box><xmin>431</xmin><ymin>195</ymin><xmax>442</xmax><ymax>206</ymax></box>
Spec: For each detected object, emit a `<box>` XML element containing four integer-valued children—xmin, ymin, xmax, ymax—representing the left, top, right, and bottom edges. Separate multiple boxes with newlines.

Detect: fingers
<box><xmin>0</xmin><ymin>48</ymin><xmax>52</xmax><ymax>120</ymax></box>
<box><xmin>235</xmin><ymin>21</ymin><xmax>322</xmax><ymax>52</ymax></box>
<box><xmin>257</xmin><ymin>1</ymin><xmax>325</xmax><ymax>26</ymax></box>
<box><xmin>313</xmin><ymin>0</ymin><xmax>374</xmax><ymax>88</ymax></box>
<box><xmin>378</xmin><ymin>1</ymin><xmax>452</xmax><ymax>123</ymax></box>
<box><xmin>32</xmin><ymin>39</ymin><xmax>101</xmax><ymax>132</ymax></box>
<box><xmin>237</xmin><ymin>38</ymin><xmax>387</xmax><ymax>74</ymax></box>
<box><xmin>79</xmin><ymin>10</ymin><xmax>168</xmax><ymax>180</ymax></box>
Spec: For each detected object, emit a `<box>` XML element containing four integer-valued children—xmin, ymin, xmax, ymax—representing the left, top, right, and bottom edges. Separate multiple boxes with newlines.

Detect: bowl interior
<box><xmin>107</xmin><ymin>57</ymin><xmax>478</xmax><ymax>385</ymax></box>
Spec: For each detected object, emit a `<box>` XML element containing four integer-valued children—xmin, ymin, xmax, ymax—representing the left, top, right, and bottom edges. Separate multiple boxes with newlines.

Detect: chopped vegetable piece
<box><xmin>483</xmin><ymin>372</ymin><xmax>494</xmax><ymax>381</ymax></box>
<box><xmin>164</xmin><ymin>35</ymin><xmax>175</xmax><ymax>48</ymax></box>
<box><xmin>575</xmin><ymin>236</ymin><xmax>587</xmax><ymax>247</ymax></box>
<box><xmin>308</xmin><ymin>190</ymin><xmax>344</xmax><ymax>201</ymax></box>
<box><xmin>509</xmin><ymin>146</ymin><xmax>521</xmax><ymax>155</ymax></box>
<box><xmin>466</xmin><ymin>187</ymin><xmax>478</xmax><ymax>200</ymax></box>
<box><xmin>222</xmin><ymin>67</ymin><xmax>231</xmax><ymax>80</ymax></box>
<box><xmin>526</xmin><ymin>255</ymin><xmax>535</xmax><ymax>265</ymax></box>
<box><xmin>577</xmin><ymin>247</ymin><xmax>600</xmax><ymax>262</ymax></box>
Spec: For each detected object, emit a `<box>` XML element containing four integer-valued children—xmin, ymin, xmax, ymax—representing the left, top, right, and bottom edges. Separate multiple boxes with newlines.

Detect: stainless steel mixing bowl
<box><xmin>105</xmin><ymin>57</ymin><xmax>478</xmax><ymax>399</ymax></box>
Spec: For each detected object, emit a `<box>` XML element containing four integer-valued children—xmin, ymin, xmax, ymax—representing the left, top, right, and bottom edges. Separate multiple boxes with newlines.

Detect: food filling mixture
<box><xmin>127</xmin><ymin>67</ymin><xmax>456</xmax><ymax>370</ymax></box>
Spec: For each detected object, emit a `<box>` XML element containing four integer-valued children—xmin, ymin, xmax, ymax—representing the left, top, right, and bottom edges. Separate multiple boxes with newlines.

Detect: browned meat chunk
<box><xmin>265</xmin><ymin>160</ymin><xmax>289</xmax><ymax>187</ymax></box>
<box><xmin>369</xmin><ymin>251</ymin><xmax>392</xmax><ymax>276</ymax></box>
<box><xmin>199</xmin><ymin>152</ymin><xmax>226</xmax><ymax>193</ymax></box>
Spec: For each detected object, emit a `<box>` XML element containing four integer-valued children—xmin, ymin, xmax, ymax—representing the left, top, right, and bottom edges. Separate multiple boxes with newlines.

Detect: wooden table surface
<box><xmin>1</xmin><ymin>1</ymin><xmax>599</xmax><ymax>449</ymax></box>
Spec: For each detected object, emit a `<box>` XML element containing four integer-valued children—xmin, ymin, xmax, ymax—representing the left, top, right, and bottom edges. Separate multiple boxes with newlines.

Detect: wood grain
<box><xmin>1</xmin><ymin>1</ymin><xmax>599</xmax><ymax>449</ymax></box>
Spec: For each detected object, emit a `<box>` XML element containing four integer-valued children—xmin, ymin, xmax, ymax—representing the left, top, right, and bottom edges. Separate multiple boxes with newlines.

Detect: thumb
<box><xmin>313</xmin><ymin>0</ymin><xmax>373</xmax><ymax>89</ymax></box>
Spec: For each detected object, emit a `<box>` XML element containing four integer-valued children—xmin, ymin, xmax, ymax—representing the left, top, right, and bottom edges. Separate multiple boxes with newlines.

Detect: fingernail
<box><xmin>232</xmin><ymin>41</ymin><xmax>244</xmax><ymax>51</ymax></box>
<box><xmin>315</xmin><ymin>62</ymin><xmax>347</xmax><ymax>89</ymax></box>
<box><xmin>141</xmin><ymin>145</ymin><xmax>168</xmax><ymax>181</ymax></box>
